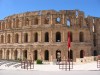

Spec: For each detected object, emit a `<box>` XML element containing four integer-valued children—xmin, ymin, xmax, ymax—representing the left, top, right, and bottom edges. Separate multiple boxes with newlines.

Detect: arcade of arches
<box><xmin>0</xmin><ymin>48</ymin><xmax>98</xmax><ymax>62</ymax></box>
<box><xmin>0</xmin><ymin>10</ymin><xmax>100</xmax><ymax>63</ymax></box>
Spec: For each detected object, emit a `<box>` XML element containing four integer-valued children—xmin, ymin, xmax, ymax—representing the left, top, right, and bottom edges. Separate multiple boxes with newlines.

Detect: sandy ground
<box><xmin>0</xmin><ymin>61</ymin><xmax>100</xmax><ymax>75</ymax></box>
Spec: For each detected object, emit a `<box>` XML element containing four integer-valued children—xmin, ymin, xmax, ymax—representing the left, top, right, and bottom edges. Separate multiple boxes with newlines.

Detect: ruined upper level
<box><xmin>0</xmin><ymin>10</ymin><xmax>100</xmax><ymax>31</ymax></box>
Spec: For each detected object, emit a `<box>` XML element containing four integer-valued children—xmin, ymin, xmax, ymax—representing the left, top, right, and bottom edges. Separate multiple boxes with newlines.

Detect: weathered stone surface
<box><xmin>0</xmin><ymin>10</ymin><xmax>100</xmax><ymax>62</ymax></box>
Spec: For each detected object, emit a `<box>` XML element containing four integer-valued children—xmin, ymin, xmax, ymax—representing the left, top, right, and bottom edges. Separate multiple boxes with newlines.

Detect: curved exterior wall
<box><xmin>0</xmin><ymin>10</ymin><xmax>100</xmax><ymax>62</ymax></box>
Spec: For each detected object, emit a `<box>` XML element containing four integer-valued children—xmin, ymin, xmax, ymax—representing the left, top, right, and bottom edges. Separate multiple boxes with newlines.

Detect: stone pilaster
<box><xmin>9</xmin><ymin>49</ymin><xmax>12</xmax><ymax>59</ymax></box>
<box><xmin>38</xmin><ymin>49</ymin><xmax>42</xmax><ymax>60</ymax></box>
<box><xmin>2</xmin><ymin>49</ymin><xmax>5</xmax><ymax>59</ymax></box>
<box><xmin>50</xmin><ymin>15</ymin><xmax>53</xmax><ymax>24</ymax></box>
<box><xmin>62</xmin><ymin>14</ymin><xmax>65</xmax><ymax>24</ymax></box>
<box><xmin>50</xmin><ymin>31</ymin><xmax>53</xmax><ymax>42</ymax></box>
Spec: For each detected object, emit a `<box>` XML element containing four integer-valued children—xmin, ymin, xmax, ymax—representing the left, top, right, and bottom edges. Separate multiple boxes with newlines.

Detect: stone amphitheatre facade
<box><xmin>0</xmin><ymin>10</ymin><xmax>100</xmax><ymax>63</ymax></box>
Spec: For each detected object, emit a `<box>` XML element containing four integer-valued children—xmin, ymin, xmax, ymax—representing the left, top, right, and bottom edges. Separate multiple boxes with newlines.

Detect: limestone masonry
<box><xmin>0</xmin><ymin>10</ymin><xmax>100</xmax><ymax>63</ymax></box>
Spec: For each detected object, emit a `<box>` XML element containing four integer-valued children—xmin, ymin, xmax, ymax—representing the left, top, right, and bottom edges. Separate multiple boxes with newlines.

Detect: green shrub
<box><xmin>17</xmin><ymin>58</ymin><xmax>22</xmax><ymax>61</ymax></box>
<box><xmin>36</xmin><ymin>59</ymin><xmax>43</xmax><ymax>64</ymax></box>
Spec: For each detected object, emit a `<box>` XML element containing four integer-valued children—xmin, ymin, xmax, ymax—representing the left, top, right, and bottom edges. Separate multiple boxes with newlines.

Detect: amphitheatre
<box><xmin>0</xmin><ymin>10</ymin><xmax>100</xmax><ymax>63</ymax></box>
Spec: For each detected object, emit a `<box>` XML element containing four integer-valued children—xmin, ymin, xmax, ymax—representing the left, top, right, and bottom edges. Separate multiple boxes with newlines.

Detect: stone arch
<box><xmin>16</xmin><ymin>18</ymin><xmax>19</xmax><ymax>28</ymax></box>
<box><xmin>14</xmin><ymin>50</ymin><xmax>18</xmax><ymax>60</ymax></box>
<box><xmin>34</xmin><ymin>18</ymin><xmax>38</xmax><ymax>25</ymax></box>
<box><xmin>26</xmin><ymin>18</ymin><xmax>29</xmax><ymax>25</ymax></box>
<box><xmin>7</xmin><ymin>34</ymin><xmax>11</xmax><ymax>43</ymax></box>
<box><xmin>13</xmin><ymin>18</ymin><xmax>16</xmax><ymax>28</ymax></box>
<box><xmin>56</xmin><ymin>17</ymin><xmax>61</xmax><ymax>24</ymax></box>
<box><xmin>15</xmin><ymin>33</ymin><xmax>19</xmax><ymax>43</ymax></box>
<box><xmin>45</xmin><ymin>32</ymin><xmax>49</xmax><ymax>42</ymax></box>
<box><xmin>76</xmin><ymin>11</ymin><xmax>78</xmax><ymax>18</ymax></box>
<box><xmin>34</xmin><ymin>32</ymin><xmax>38</xmax><ymax>42</ymax></box>
<box><xmin>79</xmin><ymin>32</ymin><xmax>84</xmax><ymax>42</ymax></box>
<box><xmin>8</xmin><ymin>20</ymin><xmax>12</xmax><ymax>28</ymax></box>
<box><xmin>6</xmin><ymin>50</ymin><xmax>9</xmax><ymax>60</ymax></box>
<box><xmin>34</xmin><ymin>50</ymin><xmax>38</xmax><ymax>60</ymax></box>
<box><xmin>68</xmin><ymin>50</ymin><xmax>73</xmax><ymax>59</ymax></box>
<box><xmin>1</xmin><ymin>35</ymin><xmax>4</xmax><ymax>43</ymax></box>
<box><xmin>0</xmin><ymin>50</ymin><xmax>2</xmax><ymax>59</ymax></box>
<box><xmin>23</xmin><ymin>50</ymin><xmax>27</xmax><ymax>60</ymax></box>
<box><xmin>44</xmin><ymin>18</ymin><xmax>49</xmax><ymax>24</ymax></box>
<box><xmin>80</xmin><ymin>50</ymin><xmax>84</xmax><ymax>58</ymax></box>
<box><xmin>93</xmin><ymin>50</ymin><xmax>98</xmax><ymax>56</ymax></box>
<box><xmin>24</xmin><ymin>33</ymin><xmax>28</xmax><ymax>43</ymax></box>
<box><xmin>44</xmin><ymin>50</ymin><xmax>49</xmax><ymax>61</ymax></box>
<box><xmin>2</xmin><ymin>22</ymin><xmax>5</xmax><ymax>30</ymax></box>
<box><xmin>66</xmin><ymin>19</ymin><xmax>71</xmax><ymax>27</ymax></box>
<box><xmin>56</xmin><ymin>32</ymin><xmax>61</xmax><ymax>42</ymax></box>
<box><xmin>79</xmin><ymin>17</ymin><xmax>83</xmax><ymax>27</ymax></box>
<box><xmin>56</xmin><ymin>50</ymin><xmax>61</xmax><ymax>62</ymax></box>
<box><xmin>92</xmin><ymin>25</ymin><xmax>95</xmax><ymax>32</ymax></box>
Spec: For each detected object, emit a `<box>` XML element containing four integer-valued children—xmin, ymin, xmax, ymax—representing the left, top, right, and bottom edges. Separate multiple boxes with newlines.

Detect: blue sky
<box><xmin>0</xmin><ymin>0</ymin><xmax>100</xmax><ymax>20</ymax></box>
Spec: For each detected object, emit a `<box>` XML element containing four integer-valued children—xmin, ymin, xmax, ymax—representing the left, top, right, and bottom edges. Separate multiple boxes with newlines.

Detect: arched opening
<box><xmin>14</xmin><ymin>50</ymin><xmax>18</xmax><ymax>60</ymax></box>
<box><xmin>93</xmin><ymin>50</ymin><xmax>98</xmax><ymax>56</ymax></box>
<box><xmin>80</xmin><ymin>50</ymin><xmax>84</xmax><ymax>58</ymax></box>
<box><xmin>24</xmin><ymin>33</ymin><xmax>28</xmax><ymax>43</ymax></box>
<box><xmin>56</xmin><ymin>17</ymin><xmax>61</xmax><ymax>24</ymax></box>
<box><xmin>8</xmin><ymin>20</ymin><xmax>12</xmax><ymax>28</ymax></box>
<box><xmin>44</xmin><ymin>50</ymin><xmax>49</xmax><ymax>60</ymax></box>
<box><xmin>68</xmin><ymin>50</ymin><xmax>73</xmax><ymax>59</ymax></box>
<box><xmin>16</xmin><ymin>19</ymin><xmax>19</xmax><ymax>28</ymax></box>
<box><xmin>44</xmin><ymin>18</ymin><xmax>49</xmax><ymax>24</ymax></box>
<box><xmin>23</xmin><ymin>50</ymin><xmax>27</xmax><ymax>60</ymax></box>
<box><xmin>93</xmin><ymin>19</ymin><xmax>94</xmax><ymax>23</ymax></box>
<box><xmin>7</xmin><ymin>34</ymin><xmax>11</xmax><ymax>43</ymax></box>
<box><xmin>56</xmin><ymin>50</ymin><xmax>61</xmax><ymax>62</ymax></box>
<box><xmin>67</xmin><ymin>19</ymin><xmax>71</xmax><ymax>27</ymax></box>
<box><xmin>34</xmin><ymin>32</ymin><xmax>38</xmax><ymax>42</ymax></box>
<box><xmin>34</xmin><ymin>18</ymin><xmax>38</xmax><ymax>25</ymax></box>
<box><xmin>76</xmin><ymin>11</ymin><xmax>78</xmax><ymax>18</ymax></box>
<box><xmin>56</xmin><ymin>32</ymin><xmax>61</xmax><ymax>42</ymax></box>
<box><xmin>1</xmin><ymin>35</ymin><xmax>4</xmax><ymax>43</ymax></box>
<box><xmin>2</xmin><ymin>22</ymin><xmax>5</xmax><ymax>30</ymax></box>
<box><xmin>6</xmin><ymin>50</ymin><xmax>9</xmax><ymax>60</ymax></box>
<box><xmin>26</xmin><ymin>18</ymin><xmax>29</xmax><ymax>25</ymax></box>
<box><xmin>13</xmin><ymin>19</ymin><xmax>16</xmax><ymax>28</ymax></box>
<box><xmin>34</xmin><ymin>50</ymin><xmax>38</xmax><ymax>60</ymax></box>
<box><xmin>0</xmin><ymin>50</ymin><xmax>2</xmax><ymax>59</ymax></box>
<box><xmin>93</xmin><ymin>25</ymin><xmax>94</xmax><ymax>32</ymax></box>
<box><xmin>79</xmin><ymin>32</ymin><xmax>84</xmax><ymax>42</ymax></box>
<box><xmin>15</xmin><ymin>34</ymin><xmax>19</xmax><ymax>43</ymax></box>
<box><xmin>45</xmin><ymin>32</ymin><xmax>49</xmax><ymax>42</ymax></box>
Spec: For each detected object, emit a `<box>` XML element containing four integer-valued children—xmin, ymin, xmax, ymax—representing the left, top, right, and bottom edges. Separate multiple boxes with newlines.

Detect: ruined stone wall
<box><xmin>0</xmin><ymin>10</ymin><xmax>99</xmax><ymax>62</ymax></box>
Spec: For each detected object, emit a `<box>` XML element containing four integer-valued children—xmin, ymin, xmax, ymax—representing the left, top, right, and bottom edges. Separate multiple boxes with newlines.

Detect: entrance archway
<box><xmin>23</xmin><ymin>50</ymin><xmax>27</xmax><ymax>60</ymax></box>
<box><xmin>93</xmin><ymin>50</ymin><xmax>98</xmax><ymax>56</ymax></box>
<box><xmin>80</xmin><ymin>50</ymin><xmax>84</xmax><ymax>58</ymax></box>
<box><xmin>44</xmin><ymin>50</ymin><xmax>49</xmax><ymax>61</ymax></box>
<box><xmin>6</xmin><ymin>50</ymin><xmax>9</xmax><ymax>60</ymax></box>
<box><xmin>56</xmin><ymin>50</ymin><xmax>61</xmax><ymax>62</ymax></box>
<box><xmin>0</xmin><ymin>50</ymin><xmax>2</xmax><ymax>59</ymax></box>
<box><xmin>34</xmin><ymin>50</ymin><xmax>38</xmax><ymax>60</ymax></box>
<box><xmin>68</xmin><ymin>50</ymin><xmax>73</xmax><ymax>59</ymax></box>
<box><xmin>14</xmin><ymin>50</ymin><xmax>18</xmax><ymax>60</ymax></box>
